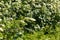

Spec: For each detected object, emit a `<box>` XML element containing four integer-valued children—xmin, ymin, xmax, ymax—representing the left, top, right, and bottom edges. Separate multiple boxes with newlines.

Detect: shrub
<box><xmin>0</xmin><ymin>0</ymin><xmax>60</xmax><ymax>40</ymax></box>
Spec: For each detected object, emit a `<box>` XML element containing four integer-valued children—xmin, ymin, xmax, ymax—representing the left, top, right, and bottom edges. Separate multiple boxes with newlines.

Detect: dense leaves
<box><xmin>0</xmin><ymin>0</ymin><xmax>60</xmax><ymax>40</ymax></box>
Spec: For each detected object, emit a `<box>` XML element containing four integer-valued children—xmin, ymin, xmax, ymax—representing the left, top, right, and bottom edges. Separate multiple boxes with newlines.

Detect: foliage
<box><xmin>0</xmin><ymin>0</ymin><xmax>60</xmax><ymax>40</ymax></box>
